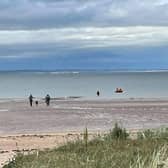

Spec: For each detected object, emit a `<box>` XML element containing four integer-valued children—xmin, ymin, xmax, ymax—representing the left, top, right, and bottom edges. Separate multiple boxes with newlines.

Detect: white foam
<box><xmin>71</xmin><ymin>107</ymin><xmax>94</xmax><ymax>110</ymax></box>
<box><xmin>52</xmin><ymin>106</ymin><xmax>94</xmax><ymax>110</ymax></box>
<box><xmin>0</xmin><ymin>109</ymin><xmax>8</xmax><ymax>112</ymax></box>
<box><xmin>50</xmin><ymin>71</ymin><xmax>80</xmax><ymax>75</ymax></box>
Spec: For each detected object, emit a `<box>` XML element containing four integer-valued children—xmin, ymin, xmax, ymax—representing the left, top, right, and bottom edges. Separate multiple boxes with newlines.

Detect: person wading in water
<box><xmin>97</xmin><ymin>90</ymin><xmax>100</xmax><ymax>96</ymax></box>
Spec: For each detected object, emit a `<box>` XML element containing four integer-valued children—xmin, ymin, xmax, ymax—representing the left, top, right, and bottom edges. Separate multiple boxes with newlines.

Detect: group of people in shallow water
<box><xmin>29</xmin><ymin>94</ymin><xmax>51</xmax><ymax>107</ymax></box>
<box><xmin>96</xmin><ymin>88</ymin><xmax>124</xmax><ymax>96</ymax></box>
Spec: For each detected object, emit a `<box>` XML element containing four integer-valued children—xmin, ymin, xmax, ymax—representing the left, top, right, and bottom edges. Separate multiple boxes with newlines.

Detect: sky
<box><xmin>0</xmin><ymin>0</ymin><xmax>168</xmax><ymax>70</ymax></box>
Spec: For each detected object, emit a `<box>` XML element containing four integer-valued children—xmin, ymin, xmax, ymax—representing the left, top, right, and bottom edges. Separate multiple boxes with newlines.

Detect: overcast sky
<box><xmin>0</xmin><ymin>0</ymin><xmax>168</xmax><ymax>70</ymax></box>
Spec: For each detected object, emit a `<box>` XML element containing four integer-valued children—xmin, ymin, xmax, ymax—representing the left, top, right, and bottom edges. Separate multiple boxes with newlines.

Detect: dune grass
<box><xmin>4</xmin><ymin>125</ymin><xmax>168</xmax><ymax>168</ymax></box>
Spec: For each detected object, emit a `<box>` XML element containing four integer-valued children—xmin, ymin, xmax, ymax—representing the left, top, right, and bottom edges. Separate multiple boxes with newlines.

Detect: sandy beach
<box><xmin>0</xmin><ymin>98</ymin><xmax>168</xmax><ymax>134</ymax></box>
<box><xmin>0</xmin><ymin>98</ymin><xmax>168</xmax><ymax>167</ymax></box>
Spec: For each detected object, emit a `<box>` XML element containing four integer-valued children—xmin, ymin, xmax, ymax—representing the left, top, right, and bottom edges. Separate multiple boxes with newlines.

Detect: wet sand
<box><xmin>0</xmin><ymin>98</ymin><xmax>168</xmax><ymax>134</ymax></box>
<box><xmin>0</xmin><ymin>98</ymin><xmax>168</xmax><ymax>167</ymax></box>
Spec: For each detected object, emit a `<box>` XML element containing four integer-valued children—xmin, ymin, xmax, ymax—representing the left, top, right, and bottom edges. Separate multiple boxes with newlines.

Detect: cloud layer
<box><xmin>0</xmin><ymin>0</ymin><xmax>168</xmax><ymax>29</ymax></box>
<box><xmin>0</xmin><ymin>26</ymin><xmax>168</xmax><ymax>57</ymax></box>
<box><xmin>0</xmin><ymin>0</ymin><xmax>168</xmax><ymax>70</ymax></box>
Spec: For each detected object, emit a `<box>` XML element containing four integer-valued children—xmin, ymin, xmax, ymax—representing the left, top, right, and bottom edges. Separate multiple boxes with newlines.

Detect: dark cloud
<box><xmin>0</xmin><ymin>0</ymin><xmax>168</xmax><ymax>29</ymax></box>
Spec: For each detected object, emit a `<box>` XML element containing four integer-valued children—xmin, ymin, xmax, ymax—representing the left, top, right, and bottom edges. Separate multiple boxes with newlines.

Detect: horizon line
<box><xmin>0</xmin><ymin>69</ymin><xmax>168</xmax><ymax>72</ymax></box>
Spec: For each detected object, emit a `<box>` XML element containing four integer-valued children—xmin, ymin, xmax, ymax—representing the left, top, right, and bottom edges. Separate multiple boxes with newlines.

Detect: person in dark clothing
<box><xmin>97</xmin><ymin>90</ymin><xmax>100</xmax><ymax>96</ymax></box>
<box><xmin>45</xmin><ymin>94</ymin><xmax>50</xmax><ymax>106</ymax></box>
<box><xmin>29</xmin><ymin>94</ymin><xmax>33</xmax><ymax>107</ymax></box>
<box><xmin>35</xmin><ymin>100</ymin><xmax>38</xmax><ymax>106</ymax></box>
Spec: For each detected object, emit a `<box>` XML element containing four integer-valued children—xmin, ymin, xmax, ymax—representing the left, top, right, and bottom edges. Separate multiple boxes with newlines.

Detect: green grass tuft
<box><xmin>104</xmin><ymin>122</ymin><xmax>129</xmax><ymax>140</ymax></box>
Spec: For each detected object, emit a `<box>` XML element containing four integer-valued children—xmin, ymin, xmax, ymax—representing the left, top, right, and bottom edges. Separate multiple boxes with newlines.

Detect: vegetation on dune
<box><xmin>4</xmin><ymin>124</ymin><xmax>168</xmax><ymax>168</ymax></box>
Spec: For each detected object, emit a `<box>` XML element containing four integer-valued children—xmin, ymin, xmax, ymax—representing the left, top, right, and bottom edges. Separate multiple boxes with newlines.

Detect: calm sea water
<box><xmin>0</xmin><ymin>71</ymin><xmax>168</xmax><ymax>99</ymax></box>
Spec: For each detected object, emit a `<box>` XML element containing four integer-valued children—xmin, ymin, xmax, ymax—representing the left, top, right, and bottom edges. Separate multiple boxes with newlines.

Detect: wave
<box><xmin>49</xmin><ymin>71</ymin><xmax>80</xmax><ymax>75</ymax></box>
<box><xmin>20</xmin><ymin>71</ymin><xmax>81</xmax><ymax>75</ymax></box>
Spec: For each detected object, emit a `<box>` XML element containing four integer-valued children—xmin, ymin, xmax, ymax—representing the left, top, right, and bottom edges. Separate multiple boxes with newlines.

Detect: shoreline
<box><xmin>1</xmin><ymin>96</ymin><xmax>168</xmax><ymax>101</ymax></box>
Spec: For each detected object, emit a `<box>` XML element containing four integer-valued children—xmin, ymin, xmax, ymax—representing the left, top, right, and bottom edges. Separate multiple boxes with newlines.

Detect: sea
<box><xmin>0</xmin><ymin>70</ymin><xmax>168</xmax><ymax>99</ymax></box>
